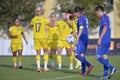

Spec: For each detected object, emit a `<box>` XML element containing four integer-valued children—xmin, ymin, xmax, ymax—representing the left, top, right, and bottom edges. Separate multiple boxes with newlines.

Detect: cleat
<box><xmin>44</xmin><ymin>68</ymin><xmax>50</xmax><ymax>72</ymax></box>
<box><xmin>77</xmin><ymin>72</ymin><xmax>85</xmax><ymax>76</ymax></box>
<box><xmin>18</xmin><ymin>66</ymin><xmax>23</xmax><ymax>69</ymax></box>
<box><xmin>13</xmin><ymin>65</ymin><xmax>17</xmax><ymax>69</ymax></box>
<box><xmin>85</xmin><ymin>64</ymin><xmax>94</xmax><ymax>75</ymax></box>
<box><xmin>37</xmin><ymin>68</ymin><xmax>41</xmax><ymax>72</ymax></box>
<box><xmin>74</xmin><ymin>63</ymin><xmax>81</xmax><ymax>69</ymax></box>
<box><xmin>108</xmin><ymin>67</ymin><xmax>117</xmax><ymax>79</ymax></box>
<box><xmin>98</xmin><ymin>76</ymin><xmax>109</xmax><ymax>80</ymax></box>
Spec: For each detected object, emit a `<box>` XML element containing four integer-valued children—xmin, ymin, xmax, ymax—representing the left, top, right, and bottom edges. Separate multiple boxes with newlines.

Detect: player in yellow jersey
<box><xmin>47</xmin><ymin>13</ymin><xmax>59</xmax><ymax>69</ymax></box>
<box><xmin>30</xmin><ymin>8</ymin><xmax>49</xmax><ymax>72</ymax></box>
<box><xmin>67</xmin><ymin>9</ymin><xmax>82</xmax><ymax>69</ymax></box>
<box><xmin>9</xmin><ymin>18</ymin><xmax>28</xmax><ymax>69</ymax></box>
<box><xmin>57</xmin><ymin>11</ymin><xmax>73</xmax><ymax>70</ymax></box>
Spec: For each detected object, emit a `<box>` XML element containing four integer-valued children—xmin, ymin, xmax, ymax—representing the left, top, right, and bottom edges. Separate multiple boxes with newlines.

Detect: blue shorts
<box><xmin>74</xmin><ymin>41</ymin><xmax>88</xmax><ymax>54</ymax></box>
<box><xmin>96</xmin><ymin>43</ymin><xmax>110</xmax><ymax>55</ymax></box>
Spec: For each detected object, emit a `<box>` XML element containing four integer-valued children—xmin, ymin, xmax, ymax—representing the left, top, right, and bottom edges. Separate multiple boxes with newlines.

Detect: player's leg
<box><xmin>17</xmin><ymin>44</ymin><xmax>23</xmax><ymax>69</ymax></box>
<box><xmin>57</xmin><ymin>40</ymin><xmax>63</xmax><ymax>69</ymax></box>
<box><xmin>71</xmin><ymin>47</ymin><xmax>81</xmax><ymax>69</ymax></box>
<box><xmin>43</xmin><ymin>39</ymin><xmax>49</xmax><ymax>72</ymax></box>
<box><xmin>12</xmin><ymin>51</ymin><xmax>17</xmax><ymax>69</ymax></box>
<box><xmin>34</xmin><ymin>40</ymin><xmax>41</xmax><ymax>72</ymax></box>
<box><xmin>57</xmin><ymin>46</ymin><xmax>63</xmax><ymax>69</ymax></box>
<box><xmin>75</xmin><ymin>42</ymin><xmax>94</xmax><ymax>75</ymax></box>
<box><xmin>65</xmin><ymin>41</ymin><xmax>73</xmax><ymax>69</ymax></box>
<box><xmin>66</xmin><ymin>48</ymin><xmax>73</xmax><ymax>70</ymax></box>
<box><xmin>51</xmin><ymin>48</ymin><xmax>57</xmax><ymax>69</ymax></box>
<box><xmin>18</xmin><ymin>49</ymin><xmax>23</xmax><ymax>69</ymax></box>
<box><xmin>96</xmin><ymin>44</ymin><xmax>116</xmax><ymax>79</ymax></box>
<box><xmin>11</xmin><ymin>44</ymin><xmax>17</xmax><ymax>69</ymax></box>
<box><xmin>43</xmin><ymin>48</ymin><xmax>49</xmax><ymax>72</ymax></box>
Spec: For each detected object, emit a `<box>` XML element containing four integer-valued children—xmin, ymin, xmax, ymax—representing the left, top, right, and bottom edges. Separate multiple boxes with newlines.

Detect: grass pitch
<box><xmin>0</xmin><ymin>56</ymin><xmax>120</xmax><ymax>80</ymax></box>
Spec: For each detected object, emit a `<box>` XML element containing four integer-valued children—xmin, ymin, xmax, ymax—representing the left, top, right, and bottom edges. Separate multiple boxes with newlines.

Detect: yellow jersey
<box><xmin>57</xmin><ymin>20</ymin><xmax>71</xmax><ymax>40</ymax></box>
<box><xmin>9</xmin><ymin>25</ymin><xmax>23</xmax><ymax>44</ymax></box>
<box><xmin>47</xmin><ymin>25</ymin><xmax>59</xmax><ymax>40</ymax></box>
<box><xmin>30</xmin><ymin>16</ymin><xmax>48</xmax><ymax>39</ymax></box>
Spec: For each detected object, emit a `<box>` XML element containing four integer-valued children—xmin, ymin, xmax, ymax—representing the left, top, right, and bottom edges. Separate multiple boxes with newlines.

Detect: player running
<box><xmin>9</xmin><ymin>18</ymin><xmax>28</xmax><ymax>69</ymax></box>
<box><xmin>95</xmin><ymin>6</ymin><xmax>116</xmax><ymax>79</ymax></box>
<box><xmin>30</xmin><ymin>8</ymin><xmax>49</xmax><ymax>72</ymax></box>
<box><xmin>67</xmin><ymin>9</ymin><xmax>82</xmax><ymax>69</ymax></box>
<box><xmin>57</xmin><ymin>11</ymin><xmax>73</xmax><ymax>70</ymax></box>
<box><xmin>74</xmin><ymin>6</ymin><xmax>94</xmax><ymax>76</ymax></box>
<box><xmin>47</xmin><ymin>12</ymin><xmax>59</xmax><ymax>69</ymax></box>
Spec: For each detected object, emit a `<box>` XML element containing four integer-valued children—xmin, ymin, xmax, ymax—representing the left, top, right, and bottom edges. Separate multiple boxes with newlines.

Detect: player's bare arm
<box><xmin>22</xmin><ymin>32</ymin><xmax>28</xmax><ymax>44</ymax></box>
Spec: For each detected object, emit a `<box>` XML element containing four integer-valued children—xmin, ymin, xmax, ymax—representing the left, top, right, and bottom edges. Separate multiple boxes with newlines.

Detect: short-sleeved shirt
<box><xmin>9</xmin><ymin>25</ymin><xmax>23</xmax><ymax>44</ymax></box>
<box><xmin>47</xmin><ymin>25</ymin><xmax>59</xmax><ymax>40</ymax></box>
<box><xmin>99</xmin><ymin>14</ymin><xmax>111</xmax><ymax>44</ymax></box>
<box><xmin>57</xmin><ymin>20</ymin><xmax>71</xmax><ymax>40</ymax></box>
<box><xmin>77</xmin><ymin>14</ymin><xmax>89</xmax><ymax>44</ymax></box>
<box><xmin>30</xmin><ymin>16</ymin><xmax>48</xmax><ymax>39</ymax></box>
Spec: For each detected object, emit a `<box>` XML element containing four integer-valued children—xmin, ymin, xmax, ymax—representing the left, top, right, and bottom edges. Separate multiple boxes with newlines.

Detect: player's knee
<box><xmin>96</xmin><ymin>54</ymin><xmax>101</xmax><ymax>60</ymax></box>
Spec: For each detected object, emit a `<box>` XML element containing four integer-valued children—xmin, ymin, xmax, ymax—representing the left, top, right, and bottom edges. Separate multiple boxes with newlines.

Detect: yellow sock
<box><xmin>69</xmin><ymin>55</ymin><xmax>73</xmax><ymax>63</ymax></box>
<box><xmin>13</xmin><ymin>56</ymin><xmax>17</xmax><ymax>65</ymax></box>
<box><xmin>57</xmin><ymin>55</ymin><xmax>62</xmax><ymax>64</ymax></box>
<box><xmin>44</xmin><ymin>53</ymin><xmax>48</xmax><ymax>69</ymax></box>
<box><xmin>36</xmin><ymin>54</ymin><xmax>40</xmax><ymax>62</ymax></box>
<box><xmin>18</xmin><ymin>55</ymin><xmax>22</xmax><ymax>62</ymax></box>
<box><xmin>36</xmin><ymin>54</ymin><xmax>40</xmax><ymax>68</ymax></box>
<box><xmin>53</xmin><ymin>54</ymin><xmax>57</xmax><ymax>61</ymax></box>
<box><xmin>44</xmin><ymin>53</ymin><xmax>48</xmax><ymax>63</ymax></box>
<box><xmin>72</xmin><ymin>52</ymin><xmax>79</xmax><ymax>62</ymax></box>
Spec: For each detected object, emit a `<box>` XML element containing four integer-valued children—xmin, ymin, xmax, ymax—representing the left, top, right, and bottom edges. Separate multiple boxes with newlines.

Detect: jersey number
<box><xmin>35</xmin><ymin>22</ymin><xmax>41</xmax><ymax>32</ymax></box>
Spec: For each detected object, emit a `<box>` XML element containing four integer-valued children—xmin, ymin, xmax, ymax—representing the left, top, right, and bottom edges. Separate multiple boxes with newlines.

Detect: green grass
<box><xmin>0</xmin><ymin>56</ymin><xmax>120</xmax><ymax>80</ymax></box>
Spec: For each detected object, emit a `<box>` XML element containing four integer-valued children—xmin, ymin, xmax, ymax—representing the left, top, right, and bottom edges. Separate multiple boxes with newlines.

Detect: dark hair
<box><xmin>74</xmin><ymin>6</ymin><xmax>84</xmax><ymax>13</ymax></box>
<box><xmin>13</xmin><ymin>17</ymin><xmax>19</xmax><ymax>22</ymax></box>
<box><xmin>95</xmin><ymin>5</ymin><xmax>104</xmax><ymax>12</ymax></box>
<box><xmin>67</xmin><ymin>9</ymin><xmax>74</xmax><ymax>14</ymax></box>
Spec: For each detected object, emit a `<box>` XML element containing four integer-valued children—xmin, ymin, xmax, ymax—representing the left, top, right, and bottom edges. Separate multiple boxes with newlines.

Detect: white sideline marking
<box><xmin>39</xmin><ymin>71</ymin><xmax>120</xmax><ymax>80</ymax></box>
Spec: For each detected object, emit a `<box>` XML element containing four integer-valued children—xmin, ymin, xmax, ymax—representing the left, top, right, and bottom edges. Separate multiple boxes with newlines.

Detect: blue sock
<box><xmin>82</xmin><ymin>63</ymin><xmax>86</xmax><ymax>73</ymax></box>
<box><xmin>75</xmin><ymin>55</ymin><xmax>91</xmax><ymax>67</ymax></box>
<box><xmin>84</xmin><ymin>58</ymin><xmax>91</xmax><ymax>67</ymax></box>
<box><xmin>98</xmin><ymin>57</ymin><xmax>113</xmax><ymax>70</ymax></box>
<box><xmin>104</xmin><ymin>59</ymin><xmax>113</xmax><ymax>70</ymax></box>
<box><xmin>75</xmin><ymin>55</ymin><xmax>84</xmax><ymax>63</ymax></box>
<box><xmin>104</xmin><ymin>65</ymin><xmax>108</xmax><ymax>76</ymax></box>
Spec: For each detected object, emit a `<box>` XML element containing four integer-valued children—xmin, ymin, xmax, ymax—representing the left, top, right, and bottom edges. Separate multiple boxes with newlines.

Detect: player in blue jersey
<box><xmin>74</xmin><ymin>6</ymin><xmax>94</xmax><ymax>76</ymax></box>
<box><xmin>95</xmin><ymin>6</ymin><xmax>116</xmax><ymax>79</ymax></box>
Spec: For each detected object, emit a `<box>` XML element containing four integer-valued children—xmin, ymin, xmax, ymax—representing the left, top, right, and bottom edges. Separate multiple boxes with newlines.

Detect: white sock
<box><xmin>70</xmin><ymin>63</ymin><xmax>73</xmax><ymax>67</ymax></box>
<box><xmin>19</xmin><ymin>62</ymin><xmax>22</xmax><ymax>66</ymax></box>
<box><xmin>58</xmin><ymin>63</ymin><xmax>61</xmax><ymax>68</ymax></box>
<box><xmin>77</xmin><ymin>61</ymin><xmax>81</xmax><ymax>64</ymax></box>
<box><xmin>37</xmin><ymin>61</ymin><xmax>40</xmax><ymax>68</ymax></box>
<box><xmin>14</xmin><ymin>63</ymin><xmax>17</xmax><ymax>66</ymax></box>
<box><xmin>44</xmin><ymin>61</ymin><xmax>48</xmax><ymax>69</ymax></box>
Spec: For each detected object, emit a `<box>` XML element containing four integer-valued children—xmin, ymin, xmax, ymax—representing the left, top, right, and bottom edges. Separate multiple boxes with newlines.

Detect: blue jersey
<box><xmin>99</xmin><ymin>14</ymin><xmax>111</xmax><ymax>44</ymax></box>
<box><xmin>77</xmin><ymin>15</ymin><xmax>89</xmax><ymax>44</ymax></box>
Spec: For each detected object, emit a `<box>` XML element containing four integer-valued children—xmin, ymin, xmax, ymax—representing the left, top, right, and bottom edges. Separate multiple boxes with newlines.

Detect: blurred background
<box><xmin>0</xmin><ymin>0</ymin><xmax>120</xmax><ymax>56</ymax></box>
